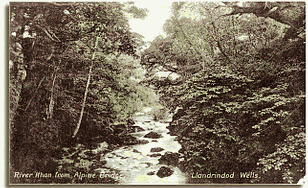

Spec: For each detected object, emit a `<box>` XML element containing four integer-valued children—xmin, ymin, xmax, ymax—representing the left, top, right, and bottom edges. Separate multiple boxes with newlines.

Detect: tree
<box><xmin>141</xmin><ymin>1</ymin><xmax>305</xmax><ymax>184</ymax></box>
<box><xmin>218</xmin><ymin>2</ymin><xmax>305</xmax><ymax>29</ymax></box>
<box><xmin>9</xmin><ymin>2</ymin><xmax>151</xmax><ymax>183</ymax></box>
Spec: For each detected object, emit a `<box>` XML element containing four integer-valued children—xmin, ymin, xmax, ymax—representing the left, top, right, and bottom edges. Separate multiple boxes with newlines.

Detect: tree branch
<box><xmin>24</xmin><ymin>77</ymin><xmax>45</xmax><ymax>112</ymax></box>
<box><xmin>35</xmin><ymin>25</ymin><xmax>61</xmax><ymax>42</ymax></box>
<box><xmin>211</xmin><ymin>21</ymin><xmax>232</xmax><ymax>64</ymax></box>
<box><xmin>72</xmin><ymin>36</ymin><xmax>99</xmax><ymax>138</ymax></box>
<box><xmin>215</xmin><ymin>3</ymin><xmax>303</xmax><ymax>28</ymax></box>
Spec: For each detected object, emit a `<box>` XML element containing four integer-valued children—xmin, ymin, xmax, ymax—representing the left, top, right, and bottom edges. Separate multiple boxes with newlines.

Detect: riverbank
<box><xmin>46</xmin><ymin>114</ymin><xmax>187</xmax><ymax>184</ymax></box>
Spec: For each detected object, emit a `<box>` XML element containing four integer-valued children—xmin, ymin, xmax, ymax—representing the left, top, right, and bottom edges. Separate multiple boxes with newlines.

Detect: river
<box><xmin>99</xmin><ymin>115</ymin><xmax>187</xmax><ymax>184</ymax></box>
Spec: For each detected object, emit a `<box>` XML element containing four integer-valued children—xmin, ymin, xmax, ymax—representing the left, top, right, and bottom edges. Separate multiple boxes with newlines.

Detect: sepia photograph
<box><xmin>8</xmin><ymin>1</ymin><xmax>305</xmax><ymax>185</ymax></box>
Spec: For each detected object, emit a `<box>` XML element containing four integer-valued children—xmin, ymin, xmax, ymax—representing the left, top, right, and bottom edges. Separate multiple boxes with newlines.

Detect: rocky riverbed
<box><xmin>57</xmin><ymin>115</ymin><xmax>187</xmax><ymax>184</ymax></box>
<box><xmin>101</xmin><ymin>116</ymin><xmax>187</xmax><ymax>184</ymax></box>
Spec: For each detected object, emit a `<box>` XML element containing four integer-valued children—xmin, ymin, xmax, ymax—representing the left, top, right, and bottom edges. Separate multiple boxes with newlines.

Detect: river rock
<box><xmin>158</xmin><ymin>151</ymin><xmax>179</xmax><ymax>166</ymax></box>
<box><xmin>122</xmin><ymin>135</ymin><xmax>138</xmax><ymax>145</ymax></box>
<box><xmin>123</xmin><ymin>136</ymin><xmax>150</xmax><ymax>145</ymax></box>
<box><xmin>145</xmin><ymin>162</ymin><xmax>152</xmax><ymax>168</ymax></box>
<box><xmin>148</xmin><ymin>153</ymin><xmax>162</xmax><ymax>157</ymax></box>
<box><xmin>150</xmin><ymin>147</ymin><xmax>164</xmax><ymax>152</ymax></box>
<box><xmin>147</xmin><ymin>171</ymin><xmax>155</xmax><ymax>176</ymax></box>
<box><xmin>144</xmin><ymin>131</ymin><xmax>163</xmax><ymax>139</ymax></box>
<box><xmin>156</xmin><ymin>166</ymin><xmax>174</xmax><ymax>178</ymax></box>
<box><xmin>127</xmin><ymin>126</ymin><xmax>145</xmax><ymax>133</ymax></box>
<box><xmin>113</xmin><ymin>123</ymin><xmax>127</xmax><ymax>135</ymax></box>
<box><xmin>133</xmin><ymin>149</ymin><xmax>141</xmax><ymax>153</ymax></box>
<box><xmin>138</xmin><ymin>140</ymin><xmax>150</xmax><ymax>144</ymax></box>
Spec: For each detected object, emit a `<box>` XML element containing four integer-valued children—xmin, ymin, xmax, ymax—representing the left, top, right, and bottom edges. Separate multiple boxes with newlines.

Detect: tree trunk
<box><xmin>72</xmin><ymin>36</ymin><xmax>99</xmax><ymax>138</ymax></box>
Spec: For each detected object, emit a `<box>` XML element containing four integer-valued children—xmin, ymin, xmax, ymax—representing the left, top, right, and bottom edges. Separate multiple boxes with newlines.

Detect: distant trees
<box><xmin>141</xmin><ymin>1</ymin><xmax>305</xmax><ymax>184</ymax></box>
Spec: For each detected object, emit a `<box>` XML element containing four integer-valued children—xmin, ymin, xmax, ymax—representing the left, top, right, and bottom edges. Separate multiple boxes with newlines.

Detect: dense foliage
<box><xmin>141</xmin><ymin>2</ymin><xmax>305</xmax><ymax>184</ymax></box>
<box><xmin>9</xmin><ymin>2</ymin><xmax>157</xmax><ymax>183</ymax></box>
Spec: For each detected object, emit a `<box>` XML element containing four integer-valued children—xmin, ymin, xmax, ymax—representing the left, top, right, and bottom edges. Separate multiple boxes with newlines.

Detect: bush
<box><xmin>151</xmin><ymin>106</ymin><xmax>170</xmax><ymax>121</ymax></box>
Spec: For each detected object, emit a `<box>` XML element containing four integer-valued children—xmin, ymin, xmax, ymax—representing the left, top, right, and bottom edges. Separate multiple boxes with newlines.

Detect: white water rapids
<box><xmin>98</xmin><ymin>116</ymin><xmax>187</xmax><ymax>184</ymax></box>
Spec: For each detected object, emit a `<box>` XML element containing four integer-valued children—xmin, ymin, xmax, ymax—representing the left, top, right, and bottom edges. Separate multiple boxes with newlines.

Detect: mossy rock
<box><xmin>144</xmin><ymin>131</ymin><xmax>163</xmax><ymax>139</ymax></box>
<box><xmin>138</xmin><ymin>139</ymin><xmax>150</xmax><ymax>144</ymax></box>
<box><xmin>156</xmin><ymin>166</ymin><xmax>174</xmax><ymax>178</ymax></box>
<box><xmin>150</xmin><ymin>147</ymin><xmax>164</xmax><ymax>152</ymax></box>
<box><xmin>158</xmin><ymin>151</ymin><xmax>179</xmax><ymax>166</ymax></box>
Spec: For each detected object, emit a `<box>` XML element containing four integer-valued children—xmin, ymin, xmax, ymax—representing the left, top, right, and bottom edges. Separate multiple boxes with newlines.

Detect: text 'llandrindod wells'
<box><xmin>191</xmin><ymin>172</ymin><xmax>259</xmax><ymax>179</ymax></box>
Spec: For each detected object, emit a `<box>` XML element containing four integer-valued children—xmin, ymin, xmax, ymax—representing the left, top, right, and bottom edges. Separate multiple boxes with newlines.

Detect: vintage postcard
<box><xmin>9</xmin><ymin>1</ymin><xmax>305</xmax><ymax>185</ymax></box>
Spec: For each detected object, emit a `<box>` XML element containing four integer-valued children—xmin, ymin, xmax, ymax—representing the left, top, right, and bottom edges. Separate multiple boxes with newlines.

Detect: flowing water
<box><xmin>98</xmin><ymin>116</ymin><xmax>187</xmax><ymax>185</ymax></box>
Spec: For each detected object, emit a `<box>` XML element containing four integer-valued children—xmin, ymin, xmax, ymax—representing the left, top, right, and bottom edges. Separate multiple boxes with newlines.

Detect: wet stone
<box><xmin>133</xmin><ymin>149</ymin><xmax>141</xmax><ymax>153</ymax></box>
<box><xmin>138</xmin><ymin>140</ymin><xmax>150</xmax><ymax>144</ymax></box>
<box><xmin>123</xmin><ymin>135</ymin><xmax>139</xmax><ymax>145</ymax></box>
<box><xmin>143</xmin><ymin>162</ymin><xmax>152</xmax><ymax>168</ymax></box>
<box><xmin>114</xmin><ymin>154</ymin><xmax>122</xmax><ymax>158</ymax></box>
<box><xmin>150</xmin><ymin>147</ymin><xmax>164</xmax><ymax>152</ymax></box>
<box><xmin>144</xmin><ymin>131</ymin><xmax>163</xmax><ymax>139</ymax></box>
<box><xmin>158</xmin><ymin>151</ymin><xmax>179</xmax><ymax>166</ymax></box>
<box><xmin>148</xmin><ymin>153</ymin><xmax>162</xmax><ymax>157</ymax></box>
<box><xmin>156</xmin><ymin>166</ymin><xmax>174</xmax><ymax>178</ymax></box>
<box><xmin>147</xmin><ymin>171</ymin><xmax>155</xmax><ymax>176</ymax></box>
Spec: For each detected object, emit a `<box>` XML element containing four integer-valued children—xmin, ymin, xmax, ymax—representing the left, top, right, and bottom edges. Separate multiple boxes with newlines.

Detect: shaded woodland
<box><xmin>141</xmin><ymin>2</ymin><xmax>305</xmax><ymax>184</ymax></box>
<box><xmin>9</xmin><ymin>1</ymin><xmax>305</xmax><ymax>184</ymax></box>
<box><xmin>9</xmin><ymin>2</ymin><xmax>157</xmax><ymax>183</ymax></box>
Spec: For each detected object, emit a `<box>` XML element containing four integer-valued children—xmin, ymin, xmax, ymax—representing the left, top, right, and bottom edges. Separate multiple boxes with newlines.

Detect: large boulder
<box><xmin>150</xmin><ymin>147</ymin><xmax>164</xmax><ymax>152</ymax></box>
<box><xmin>158</xmin><ymin>151</ymin><xmax>179</xmax><ymax>166</ymax></box>
<box><xmin>156</xmin><ymin>166</ymin><xmax>174</xmax><ymax>178</ymax></box>
<box><xmin>144</xmin><ymin>131</ymin><xmax>163</xmax><ymax>139</ymax></box>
